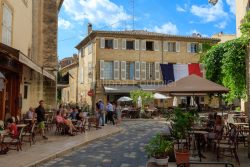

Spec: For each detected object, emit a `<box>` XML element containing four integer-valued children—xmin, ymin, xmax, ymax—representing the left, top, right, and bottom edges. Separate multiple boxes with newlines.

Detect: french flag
<box><xmin>160</xmin><ymin>63</ymin><xmax>202</xmax><ymax>84</ymax></box>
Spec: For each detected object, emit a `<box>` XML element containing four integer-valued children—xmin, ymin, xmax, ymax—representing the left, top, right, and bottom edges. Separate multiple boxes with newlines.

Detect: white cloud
<box><xmin>63</xmin><ymin>0</ymin><xmax>132</xmax><ymax>29</ymax></box>
<box><xmin>176</xmin><ymin>5</ymin><xmax>186</xmax><ymax>12</ymax></box>
<box><xmin>190</xmin><ymin>0</ymin><xmax>228</xmax><ymax>23</ymax></box>
<box><xmin>215</xmin><ymin>21</ymin><xmax>227</xmax><ymax>29</ymax></box>
<box><xmin>226</xmin><ymin>0</ymin><xmax>235</xmax><ymax>14</ymax></box>
<box><xmin>152</xmin><ymin>22</ymin><xmax>178</xmax><ymax>35</ymax></box>
<box><xmin>58</xmin><ymin>18</ymin><xmax>73</xmax><ymax>29</ymax></box>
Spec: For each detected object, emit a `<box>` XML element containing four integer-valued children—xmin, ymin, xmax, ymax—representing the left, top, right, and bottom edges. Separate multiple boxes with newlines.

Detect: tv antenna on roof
<box><xmin>130</xmin><ymin>0</ymin><xmax>134</xmax><ymax>30</ymax></box>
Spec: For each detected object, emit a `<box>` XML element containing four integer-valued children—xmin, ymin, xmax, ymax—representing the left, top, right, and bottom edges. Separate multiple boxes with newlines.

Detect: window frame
<box><xmin>103</xmin><ymin>61</ymin><xmax>114</xmax><ymax>80</ymax></box>
<box><xmin>190</xmin><ymin>43</ymin><xmax>199</xmax><ymax>53</ymax></box>
<box><xmin>105</xmin><ymin>39</ymin><xmax>114</xmax><ymax>49</ymax></box>
<box><xmin>168</xmin><ymin>42</ymin><xmax>176</xmax><ymax>52</ymax></box>
<box><xmin>126</xmin><ymin>40</ymin><xmax>135</xmax><ymax>50</ymax></box>
<box><xmin>146</xmin><ymin>41</ymin><xmax>154</xmax><ymax>51</ymax></box>
<box><xmin>1</xmin><ymin>1</ymin><xmax>13</xmax><ymax>46</ymax></box>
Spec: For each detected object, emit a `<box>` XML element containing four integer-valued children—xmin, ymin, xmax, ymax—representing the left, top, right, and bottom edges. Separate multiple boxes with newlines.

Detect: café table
<box><xmin>16</xmin><ymin>124</ymin><xmax>27</xmax><ymax>128</ymax></box>
<box><xmin>189</xmin><ymin>130</ymin><xmax>209</xmax><ymax>162</ymax></box>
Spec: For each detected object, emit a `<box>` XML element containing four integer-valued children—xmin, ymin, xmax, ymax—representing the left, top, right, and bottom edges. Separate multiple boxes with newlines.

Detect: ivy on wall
<box><xmin>201</xmin><ymin>11</ymin><xmax>250</xmax><ymax>102</ymax></box>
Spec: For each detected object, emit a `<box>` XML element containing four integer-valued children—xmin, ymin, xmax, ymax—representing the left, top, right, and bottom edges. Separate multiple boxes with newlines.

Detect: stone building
<box><xmin>235</xmin><ymin>0</ymin><xmax>249</xmax><ymax>37</ymax></box>
<box><xmin>75</xmin><ymin>25</ymin><xmax>220</xmax><ymax>108</ymax></box>
<box><xmin>212</xmin><ymin>32</ymin><xmax>236</xmax><ymax>43</ymax></box>
<box><xmin>0</xmin><ymin>0</ymin><xmax>63</xmax><ymax>120</ymax></box>
<box><xmin>58</xmin><ymin>55</ymin><xmax>79</xmax><ymax>104</ymax></box>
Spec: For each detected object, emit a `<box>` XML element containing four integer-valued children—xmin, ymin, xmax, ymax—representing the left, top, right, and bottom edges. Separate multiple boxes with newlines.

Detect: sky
<box><xmin>58</xmin><ymin>0</ymin><xmax>236</xmax><ymax>60</ymax></box>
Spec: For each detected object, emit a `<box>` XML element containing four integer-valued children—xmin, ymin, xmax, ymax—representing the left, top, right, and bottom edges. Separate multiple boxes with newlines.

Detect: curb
<box><xmin>24</xmin><ymin>128</ymin><xmax>122</xmax><ymax>167</ymax></box>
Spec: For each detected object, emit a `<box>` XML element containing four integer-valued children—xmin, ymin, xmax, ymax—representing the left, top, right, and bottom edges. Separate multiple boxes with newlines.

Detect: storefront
<box><xmin>0</xmin><ymin>43</ymin><xmax>22</xmax><ymax>121</ymax></box>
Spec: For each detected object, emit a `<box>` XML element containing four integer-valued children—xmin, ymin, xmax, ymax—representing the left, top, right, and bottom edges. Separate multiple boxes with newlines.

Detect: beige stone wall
<box><xmin>236</xmin><ymin>0</ymin><xmax>249</xmax><ymax>37</ymax></box>
<box><xmin>0</xmin><ymin>0</ymin><xmax>32</xmax><ymax>56</ymax></box>
<box><xmin>211</xmin><ymin>34</ymin><xmax>236</xmax><ymax>43</ymax></box>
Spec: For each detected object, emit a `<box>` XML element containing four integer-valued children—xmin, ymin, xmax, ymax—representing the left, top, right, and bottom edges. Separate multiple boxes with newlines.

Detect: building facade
<box><xmin>75</xmin><ymin>26</ymin><xmax>219</xmax><ymax>108</ymax></box>
<box><xmin>0</xmin><ymin>0</ymin><xmax>63</xmax><ymax>120</ymax></box>
<box><xmin>212</xmin><ymin>32</ymin><xmax>236</xmax><ymax>43</ymax></box>
<box><xmin>58</xmin><ymin>55</ymin><xmax>79</xmax><ymax>104</ymax></box>
<box><xmin>236</xmin><ymin>0</ymin><xmax>249</xmax><ymax>37</ymax></box>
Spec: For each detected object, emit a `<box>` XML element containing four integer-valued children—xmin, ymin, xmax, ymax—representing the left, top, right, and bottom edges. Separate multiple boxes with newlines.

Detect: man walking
<box><xmin>106</xmin><ymin>101</ymin><xmax>115</xmax><ymax>125</ymax></box>
<box><xmin>35</xmin><ymin>100</ymin><xmax>48</xmax><ymax>139</ymax></box>
<box><xmin>98</xmin><ymin>99</ymin><xmax>105</xmax><ymax>126</ymax></box>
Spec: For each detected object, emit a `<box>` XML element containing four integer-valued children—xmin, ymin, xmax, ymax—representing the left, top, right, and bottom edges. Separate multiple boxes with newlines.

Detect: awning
<box><xmin>43</xmin><ymin>69</ymin><xmax>56</xmax><ymax>81</ymax></box>
<box><xmin>140</xmin><ymin>84</ymin><xmax>164</xmax><ymax>91</ymax></box>
<box><xmin>19</xmin><ymin>52</ymin><xmax>42</xmax><ymax>74</ymax></box>
<box><xmin>104</xmin><ymin>85</ymin><xmax>140</xmax><ymax>94</ymax></box>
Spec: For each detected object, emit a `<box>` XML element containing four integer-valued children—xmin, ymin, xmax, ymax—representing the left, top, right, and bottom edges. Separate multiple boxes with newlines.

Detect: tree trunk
<box><xmin>247</xmin><ymin>45</ymin><xmax>250</xmax><ymax>158</ymax></box>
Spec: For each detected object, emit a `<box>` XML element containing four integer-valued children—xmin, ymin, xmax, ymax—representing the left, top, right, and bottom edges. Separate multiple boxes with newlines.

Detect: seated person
<box><xmin>6</xmin><ymin>118</ymin><xmax>18</xmax><ymax>138</ymax></box>
<box><xmin>70</xmin><ymin>108</ymin><xmax>78</xmax><ymax>120</ymax></box>
<box><xmin>55</xmin><ymin>111</ymin><xmax>77</xmax><ymax>135</ymax></box>
<box><xmin>206</xmin><ymin>113</ymin><xmax>215</xmax><ymax>130</ymax></box>
<box><xmin>26</xmin><ymin>107</ymin><xmax>35</xmax><ymax>119</ymax></box>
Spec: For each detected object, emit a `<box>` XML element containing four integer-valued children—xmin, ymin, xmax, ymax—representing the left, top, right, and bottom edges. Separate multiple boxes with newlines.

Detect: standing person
<box><xmin>98</xmin><ymin>99</ymin><xmax>105</xmax><ymax>126</ymax></box>
<box><xmin>35</xmin><ymin>100</ymin><xmax>48</xmax><ymax>139</ymax></box>
<box><xmin>95</xmin><ymin>102</ymin><xmax>101</xmax><ymax>128</ymax></box>
<box><xmin>106</xmin><ymin>101</ymin><xmax>115</xmax><ymax>125</ymax></box>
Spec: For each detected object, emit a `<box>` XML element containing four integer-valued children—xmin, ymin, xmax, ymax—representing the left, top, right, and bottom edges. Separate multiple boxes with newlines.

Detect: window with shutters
<box><xmin>2</xmin><ymin>3</ymin><xmax>13</xmax><ymax>46</ymax></box>
<box><xmin>126</xmin><ymin>40</ymin><xmax>134</xmax><ymax>50</ymax></box>
<box><xmin>103</xmin><ymin>61</ymin><xmax>114</xmax><ymax>80</ymax></box>
<box><xmin>88</xmin><ymin>62</ymin><xmax>92</xmax><ymax>79</ymax></box>
<box><xmin>146</xmin><ymin>62</ymin><xmax>155</xmax><ymax>80</ymax></box>
<box><xmin>126</xmin><ymin>62</ymin><xmax>135</xmax><ymax>80</ymax></box>
<box><xmin>88</xmin><ymin>44</ymin><xmax>92</xmax><ymax>55</ymax></box>
<box><xmin>168</xmin><ymin>42</ymin><xmax>176</xmax><ymax>52</ymax></box>
<box><xmin>105</xmin><ymin>39</ymin><xmax>113</xmax><ymax>49</ymax></box>
<box><xmin>190</xmin><ymin>43</ymin><xmax>199</xmax><ymax>53</ymax></box>
<box><xmin>146</xmin><ymin>41</ymin><xmax>154</xmax><ymax>51</ymax></box>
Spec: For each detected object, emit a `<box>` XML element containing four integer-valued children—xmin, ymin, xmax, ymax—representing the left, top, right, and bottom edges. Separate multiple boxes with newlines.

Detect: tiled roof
<box><xmin>76</xmin><ymin>30</ymin><xmax>220</xmax><ymax>49</ymax></box>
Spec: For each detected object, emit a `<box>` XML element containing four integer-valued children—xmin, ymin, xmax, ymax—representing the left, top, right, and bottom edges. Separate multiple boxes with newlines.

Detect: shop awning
<box><xmin>140</xmin><ymin>84</ymin><xmax>164</xmax><ymax>91</ymax></box>
<box><xmin>104</xmin><ymin>85</ymin><xmax>140</xmax><ymax>94</ymax></box>
<box><xmin>19</xmin><ymin>52</ymin><xmax>42</xmax><ymax>74</ymax></box>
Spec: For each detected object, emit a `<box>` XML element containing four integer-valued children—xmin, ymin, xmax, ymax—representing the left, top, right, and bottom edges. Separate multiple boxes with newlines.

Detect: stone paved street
<box><xmin>40</xmin><ymin>121</ymin><xmax>168</xmax><ymax>167</ymax></box>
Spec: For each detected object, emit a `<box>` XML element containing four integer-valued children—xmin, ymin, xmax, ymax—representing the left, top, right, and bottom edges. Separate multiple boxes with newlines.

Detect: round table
<box><xmin>16</xmin><ymin>124</ymin><xmax>27</xmax><ymax>128</ymax></box>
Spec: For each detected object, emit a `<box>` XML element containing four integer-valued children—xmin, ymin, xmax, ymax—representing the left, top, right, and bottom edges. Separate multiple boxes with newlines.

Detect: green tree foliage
<box><xmin>130</xmin><ymin>90</ymin><xmax>153</xmax><ymax>108</ymax></box>
<box><xmin>201</xmin><ymin>39</ymin><xmax>247</xmax><ymax>102</ymax></box>
<box><xmin>240</xmin><ymin>11</ymin><xmax>250</xmax><ymax>42</ymax></box>
<box><xmin>201</xmin><ymin>11</ymin><xmax>250</xmax><ymax>103</ymax></box>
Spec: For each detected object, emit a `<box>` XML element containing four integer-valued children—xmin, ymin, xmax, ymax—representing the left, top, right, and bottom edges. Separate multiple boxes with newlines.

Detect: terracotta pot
<box><xmin>175</xmin><ymin>149</ymin><xmax>189</xmax><ymax>167</ymax></box>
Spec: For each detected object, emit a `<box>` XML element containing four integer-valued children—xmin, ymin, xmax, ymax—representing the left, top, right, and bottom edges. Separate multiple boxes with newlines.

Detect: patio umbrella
<box><xmin>117</xmin><ymin>96</ymin><xmax>133</xmax><ymax>102</ymax></box>
<box><xmin>153</xmin><ymin>93</ymin><xmax>171</xmax><ymax>100</ymax></box>
<box><xmin>137</xmin><ymin>96</ymin><xmax>142</xmax><ymax>108</ymax></box>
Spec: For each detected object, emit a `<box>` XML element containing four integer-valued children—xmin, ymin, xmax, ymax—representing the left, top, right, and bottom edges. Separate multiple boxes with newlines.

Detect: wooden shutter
<box><xmin>122</xmin><ymin>39</ymin><xmax>126</xmax><ymax>50</ymax></box>
<box><xmin>155</xmin><ymin>62</ymin><xmax>160</xmax><ymax>80</ymax></box>
<box><xmin>80</xmin><ymin>68</ymin><xmax>84</xmax><ymax>83</ymax></box>
<box><xmin>121</xmin><ymin>61</ymin><xmax>126</xmax><ymax>80</ymax></box>
<box><xmin>163</xmin><ymin>41</ymin><xmax>168</xmax><ymax>51</ymax></box>
<box><xmin>141</xmin><ymin>40</ymin><xmax>146</xmax><ymax>51</ymax></box>
<box><xmin>154</xmin><ymin>41</ymin><xmax>159</xmax><ymax>51</ymax></box>
<box><xmin>114</xmin><ymin>61</ymin><xmax>120</xmax><ymax>80</ymax></box>
<box><xmin>199</xmin><ymin>43</ymin><xmax>203</xmax><ymax>53</ymax></box>
<box><xmin>141</xmin><ymin>62</ymin><xmax>146</xmax><ymax>80</ymax></box>
<box><xmin>114</xmin><ymin>39</ymin><xmax>118</xmax><ymax>49</ymax></box>
<box><xmin>2</xmin><ymin>3</ymin><xmax>12</xmax><ymax>46</ymax></box>
<box><xmin>176</xmin><ymin>42</ymin><xmax>180</xmax><ymax>52</ymax></box>
<box><xmin>135</xmin><ymin>40</ymin><xmax>139</xmax><ymax>50</ymax></box>
<box><xmin>135</xmin><ymin>61</ymin><xmax>140</xmax><ymax>80</ymax></box>
<box><xmin>187</xmin><ymin>43</ymin><xmax>191</xmax><ymax>53</ymax></box>
<box><xmin>100</xmin><ymin>38</ymin><xmax>105</xmax><ymax>48</ymax></box>
<box><xmin>100</xmin><ymin>60</ymin><xmax>104</xmax><ymax>80</ymax></box>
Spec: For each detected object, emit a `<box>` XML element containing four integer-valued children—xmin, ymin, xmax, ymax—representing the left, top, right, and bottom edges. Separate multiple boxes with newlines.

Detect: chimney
<box><xmin>88</xmin><ymin>23</ymin><xmax>92</xmax><ymax>34</ymax></box>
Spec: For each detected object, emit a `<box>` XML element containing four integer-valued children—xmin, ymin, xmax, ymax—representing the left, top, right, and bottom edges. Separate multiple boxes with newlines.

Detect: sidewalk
<box><xmin>0</xmin><ymin>125</ymin><xmax>121</xmax><ymax>167</ymax></box>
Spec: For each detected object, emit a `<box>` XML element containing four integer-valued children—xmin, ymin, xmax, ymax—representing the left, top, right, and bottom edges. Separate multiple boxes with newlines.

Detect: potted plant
<box><xmin>171</xmin><ymin>108</ymin><xmax>196</xmax><ymax>166</ymax></box>
<box><xmin>145</xmin><ymin>133</ymin><xmax>174</xmax><ymax>165</ymax></box>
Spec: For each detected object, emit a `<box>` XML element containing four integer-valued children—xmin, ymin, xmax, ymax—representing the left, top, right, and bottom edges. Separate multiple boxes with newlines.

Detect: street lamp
<box><xmin>208</xmin><ymin>0</ymin><xmax>218</xmax><ymax>5</ymax></box>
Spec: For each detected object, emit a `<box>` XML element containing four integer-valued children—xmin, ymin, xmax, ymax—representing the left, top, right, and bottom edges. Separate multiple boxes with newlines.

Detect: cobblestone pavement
<box><xmin>40</xmin><ymin>121</ymin><xmax>168</xmax><ymax>167</ymax></box>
